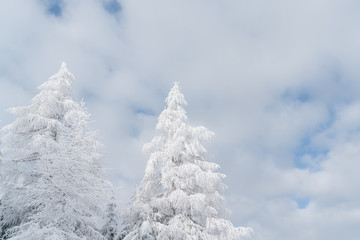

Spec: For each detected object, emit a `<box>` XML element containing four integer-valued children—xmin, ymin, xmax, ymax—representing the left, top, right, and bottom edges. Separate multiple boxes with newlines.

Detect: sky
<box><xmin>1</xmin><ymin>0</ymin><xmax>360</xmax><ymax>239</ymax></box>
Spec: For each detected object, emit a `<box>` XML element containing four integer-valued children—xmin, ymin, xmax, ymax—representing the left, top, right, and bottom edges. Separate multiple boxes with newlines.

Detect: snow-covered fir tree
<box><xmin>102</xmin><ymin>199</ymin><xmax>118</xmax><ymax>240</ymax></box>
<box><xmin>0</xmin><ymin>63</ymin><xmax>115</xmax><ymax>240</ymax></box>
<box><xmin>120</xmin><ymin>83</ymin><xmax>252</xmax><ymax>240</ymax></box>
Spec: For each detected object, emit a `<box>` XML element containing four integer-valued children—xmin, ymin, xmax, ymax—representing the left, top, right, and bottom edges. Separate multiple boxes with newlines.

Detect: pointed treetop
<box><xmin>60</xmin><ymin>61</ymin><xmax>67</xmax><ymax>70</ymax></box>
<box><xmin>165</xmin><ymin>82</ymin><xmax>187</xmax><ymax>110</ymax></box>
<box><xmin>38</xmin><ymin>62</ymin><xmax>74</xmax><ymax>92</ymax></box>
<box><xmin>155</xmin><ymin>82</ymin><xmax>188</xmax><ymax>132</ymax></box>
<box><xmin>56</xmin><ymin>61</ymin><xmax>73</xmax><ymax>81</ymax></box>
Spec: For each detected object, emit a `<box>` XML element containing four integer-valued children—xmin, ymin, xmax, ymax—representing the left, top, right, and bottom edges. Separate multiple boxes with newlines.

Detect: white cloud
<box><xmin>1</xmin><ymin>0</ymin><xmax>360</xmax><ymax>239</ymax></box>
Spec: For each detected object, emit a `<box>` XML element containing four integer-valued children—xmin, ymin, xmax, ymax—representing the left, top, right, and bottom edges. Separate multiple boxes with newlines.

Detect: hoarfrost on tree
<box><xmin>0</xmin><ymin>63</ymin><xmax>115</xmax><ymax>240</ymax></box>
<box><xmin>120</xmin><ymin>83</ymin><xmax>253</xmax><ymax>240</ymax></box>
<box><xmin>102</xmin><ymin>199</ymin><xmax>119</xmax><ymax>240</ymax></box>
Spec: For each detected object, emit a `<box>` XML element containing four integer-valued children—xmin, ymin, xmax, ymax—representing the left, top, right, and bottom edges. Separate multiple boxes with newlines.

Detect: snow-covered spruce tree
<box><xmin>0</xmin><ymin>63</ymin><xmax>115</xmax><ymax>239</ymax></box>
<box><xmin>120</xmin><ymin>83</ymin><xmax>252</xmax><ymax>240</ymax></box>
<box><xmin>102</xmin><ymin>198</ymin><xmax>118</xmax><ymax>240</ymax></box>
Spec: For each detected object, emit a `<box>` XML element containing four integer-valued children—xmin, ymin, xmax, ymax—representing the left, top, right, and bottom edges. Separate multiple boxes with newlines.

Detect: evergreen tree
<box><xmin>120</xmin><ymin>83</ymin><xmax>252</xmax><ymax>240</ymax></box>
<box><xmin>102</xmin><ymin>198</ymin><xmax>118</xmax><ymax>240</ymax></box>
<box><xmin>0</xmin><ymin>63</ymin><xmax>114</xmax><ymax>239</ymax></box>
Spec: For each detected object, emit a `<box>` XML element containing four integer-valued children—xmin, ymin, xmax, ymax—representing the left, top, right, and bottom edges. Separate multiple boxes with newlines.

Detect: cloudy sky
<box><xmin>1</xmin><ymin>0</ymin><xmax>360</xmax><ymax>239</ymax></box>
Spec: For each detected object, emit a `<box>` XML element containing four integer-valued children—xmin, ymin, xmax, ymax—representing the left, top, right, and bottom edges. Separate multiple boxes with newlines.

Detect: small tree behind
<box><xmin>102</xmin><ymin>199</ymin><xmax>118</xmax><ymax>240</ymax></box>
<box><xmin>121</xmin><ymin>83</ymin><xmax>252</xmax><ymax>240</ymax></box>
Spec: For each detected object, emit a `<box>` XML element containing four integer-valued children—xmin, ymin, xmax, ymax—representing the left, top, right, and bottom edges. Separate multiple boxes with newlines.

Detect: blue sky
<box><xmin>1</xmin><ymin>0</ymin><xmax>360</xmax><ymax>239</ymax></box>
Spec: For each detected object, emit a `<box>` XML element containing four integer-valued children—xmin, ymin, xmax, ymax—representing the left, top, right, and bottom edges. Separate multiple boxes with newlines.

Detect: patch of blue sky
<box><xmin>131</xmin><ymin>105</ymin><xmax>155</xmax><ymax>116</ymax></box>
<box><xmin>80</xmin><ymin>89</ymin><xmax>99</xmax><ymax>102</ymax></box>
<box><xmin>128</xmin><ymin>106</ymin><xmax>155</xmax><ymax>138</ymax></box>
<box><xmin>282</xmin><ymin>88</ymin><xmax>336</xmax><ymax>171</ymax></box>
<box><xmin>281</xmin><ymin>88</ymin><xmax>311</xmax><ymax>103</ymax></box>
<box><xmin>43</xmin><ymin>0</ymin><xmax>64</xmax><ymax>17</ymax></box>
<box><xmin>102</xmin><ymin>0</ymin><xmax>122</xmax><ymax>15</ymax></box>
<box><xmin>129</xmin><ymin>126</ymin><xmax>140</xmax><ymax>138</ymax></box>
<box><xmin>293</xmin><ymin>135</ymin><xmax>328</xmax><ymax>171</ymax></box>
<box><xmin>281</xmin><ymin>194</ymin><xmax>311</xmax><ymax>209</ymax></box>
<box><xmin>294</xmin><ymin>197</ymin><xmax>310</xmax><ymax>209</ymax></box>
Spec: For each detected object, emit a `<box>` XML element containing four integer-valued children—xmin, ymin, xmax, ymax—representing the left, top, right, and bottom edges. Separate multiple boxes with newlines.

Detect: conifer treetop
<box><xmin>0</xmin><ymin>62</ymin><xmax>114</xmax><ymax>240</ymax></box>
<box><xmin>122</xmin><ymin>82</ymin><xmax>253</xmax><ymax>240</ymax></box>
<box><xmin>38</xmin><ymin>61</ymin><xmax>74</xmax><ymax>97</ymax></box>
<box><xmin>165</xmin><ymin>82</ymin><xmax>187</xmax><ymax>110</ymax></box>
